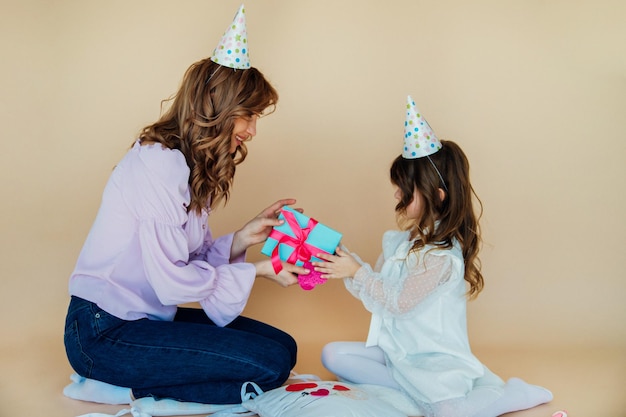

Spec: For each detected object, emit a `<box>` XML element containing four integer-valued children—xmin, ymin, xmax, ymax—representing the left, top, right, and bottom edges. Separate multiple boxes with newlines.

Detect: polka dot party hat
<box><xmin>210</xmin><ymin>4</ymin><xmax>250</xmax><ymax>70</ymax></box>
<box><xmin>403</xmin><ymin>95</ymin><xmax>442</xmax><ymax>159</ymax></box>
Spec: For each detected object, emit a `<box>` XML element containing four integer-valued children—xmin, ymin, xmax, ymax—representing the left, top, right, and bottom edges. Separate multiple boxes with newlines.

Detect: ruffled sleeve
<box><xmin>119</xmin><ymin>143</ymin><xmax>255</xmax><ymax>326</ymax></box>
<box><xmin>345</xmin><ymin>231</ymin><xmax>456</xmax><ymax>319</ymax></box>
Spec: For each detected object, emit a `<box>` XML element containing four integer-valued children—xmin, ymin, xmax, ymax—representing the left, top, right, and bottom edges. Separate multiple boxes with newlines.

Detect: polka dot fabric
<box><xmin>210</xmin><ymin>4</ymin><xmax>251</xmax><ymax>70</ymax></box>
<box><xmin>402</xmin><ymin>95</ymin><xmax>442</xmax><ymax>159</ymax></box>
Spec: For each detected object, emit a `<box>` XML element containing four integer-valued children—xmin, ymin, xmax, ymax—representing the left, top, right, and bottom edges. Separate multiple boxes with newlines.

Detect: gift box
<box><xmin>261</xmin><ymin>206</ymin><xmax>342</xmax><ymax>275</ymax></box>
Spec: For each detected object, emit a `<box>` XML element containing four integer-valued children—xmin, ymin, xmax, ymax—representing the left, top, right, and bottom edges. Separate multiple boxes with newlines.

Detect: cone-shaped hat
<box><xmin>210</xmin><ymin>4</ymin><xmax>251</xmax><ymax>69</ymax></box>
<box><xmin>403</xmin><ymin>96</ymin><xmax>442</xmax><ymax>159</ymax></box>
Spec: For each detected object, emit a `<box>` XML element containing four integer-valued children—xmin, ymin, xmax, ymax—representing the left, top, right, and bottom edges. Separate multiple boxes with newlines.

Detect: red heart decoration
<box><xmin>310</xmin><ymin>388</ymin><xmax>330</xmax><ymax>396</ymax></box>
<box><xmin>333</xmin><ymin>384</ymin><xmax>350</xmax><ymax>391</ymax></box>
<box><xmin>285</xmin><ymin>382</ymin><xmax>318</xmax><ymax>392</ymax></box>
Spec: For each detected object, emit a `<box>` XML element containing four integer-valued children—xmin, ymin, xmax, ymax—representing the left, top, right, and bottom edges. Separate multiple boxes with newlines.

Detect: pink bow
<box><xmin>268</xmin><ymin>209</ymin><xmax>327</xmax><ymax>273</ymax></box>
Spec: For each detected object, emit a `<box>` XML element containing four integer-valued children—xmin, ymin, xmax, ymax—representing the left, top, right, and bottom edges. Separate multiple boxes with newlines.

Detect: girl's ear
<box><xmin>438</xmin><ymin>188</ymin><xmax>447</xmax><ymax>202</ymax></box>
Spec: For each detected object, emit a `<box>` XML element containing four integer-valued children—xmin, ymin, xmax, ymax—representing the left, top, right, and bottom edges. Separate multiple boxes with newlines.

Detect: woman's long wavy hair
<box><xmin>390</xmin><ymin>140</ymin><xmax>484</xmax><ymax>298</ymax></box>
<box><xmin>138</xmin><ymin>58</ymin><xmax>278</xmax><ymax>214</ymax></box>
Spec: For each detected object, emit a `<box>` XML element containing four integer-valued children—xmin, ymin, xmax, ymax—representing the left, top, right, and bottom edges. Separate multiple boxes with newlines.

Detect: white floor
<box><xmin>2</xmin><ymin>334</ymin><xmax>624</xmax><ymax>417</ymax></box>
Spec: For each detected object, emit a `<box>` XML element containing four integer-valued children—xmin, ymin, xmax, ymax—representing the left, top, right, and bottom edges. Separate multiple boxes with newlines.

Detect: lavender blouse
<box><xmin>69</xmin><ymin>141</ymin><xmax>256</xmax><ymax>326</ymax></box>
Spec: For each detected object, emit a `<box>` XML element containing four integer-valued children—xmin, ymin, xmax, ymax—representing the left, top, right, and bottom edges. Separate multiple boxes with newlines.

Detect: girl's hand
<box><xmin>231</xmin><ymin>198</ymin><xmax>299</xmax><ymax>259</ymax></box>
<box><xmin>254</xmin><ymin>259</ymin><xmax>308</xmax><ymax>287</ymax></box>
<box><xmin>312</xmin><ymin>247</ymin><xmax>361</xmax><ymax>279</ymax></box>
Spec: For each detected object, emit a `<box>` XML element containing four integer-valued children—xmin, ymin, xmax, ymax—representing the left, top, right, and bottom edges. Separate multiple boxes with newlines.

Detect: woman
<box><xmin>63</xmin><ymin>6</ymin><xmax>307</xmax><ymax>405</ymax></box>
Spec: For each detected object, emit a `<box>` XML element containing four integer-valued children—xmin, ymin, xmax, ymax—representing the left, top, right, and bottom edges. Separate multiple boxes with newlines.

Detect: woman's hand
<box><xmin>254</xmin><ymin>259</ymin><xmax>308</xmax><ymax>287</ymax></box>
<box><xmin>231</xmin><ymin>198</ymin><xmax>299</xmax><ymax>259</ymax></box>
<box><xmin>312</xmin><ymin>247</ymin><xmax>361</xmax><ymax>279</ymax></box>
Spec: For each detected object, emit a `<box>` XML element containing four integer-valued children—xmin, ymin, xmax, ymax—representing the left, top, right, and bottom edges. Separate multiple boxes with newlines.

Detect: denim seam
<box><xmin>67</xmin><ymin>319</ymin><xmax>94</xmax><ymax>376</ymax></box>
<box><xmin>89</xmin><ymin>303</ymin><xmax>286</xmax><ymax>379</ymax></box>
<box><xmin>95</xmin><ymin>330</ymin><xmax>284</xmax><ymax>379</ymax></box>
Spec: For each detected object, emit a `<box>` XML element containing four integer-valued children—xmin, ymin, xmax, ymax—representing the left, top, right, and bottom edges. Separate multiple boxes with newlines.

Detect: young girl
<box><xmin>313</xmin><ymin>97</ymin><xmax>553</xmax><ymax>417</ymax></box>
<box><xmin>63</xmin><ymin>6</ymin><xmax>309</xmax><ymax>406</ymax></box>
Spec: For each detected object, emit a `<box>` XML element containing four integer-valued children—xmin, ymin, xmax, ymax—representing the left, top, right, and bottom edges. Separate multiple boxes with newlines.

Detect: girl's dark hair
<box><xmin>138</xmin><ymin>58</ymin><xmax>278</xmax><ymax>213</ymax></box>
<box><xmin>390</xmin><ymin>140</ymin><xmax>484</xmax><ymax>298</ymax></box>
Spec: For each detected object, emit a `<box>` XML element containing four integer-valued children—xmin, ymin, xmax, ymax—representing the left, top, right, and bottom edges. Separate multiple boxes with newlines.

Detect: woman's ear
<box><xmin>438</xmin><ymin>188</ymin><xmax>447</xmax><ymax>202</ymax></box>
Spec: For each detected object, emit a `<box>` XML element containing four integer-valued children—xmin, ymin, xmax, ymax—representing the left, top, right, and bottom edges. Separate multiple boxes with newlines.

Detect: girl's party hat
<box><xmin>210</xmin><ymin>4</ymin><xmax>250</xmax><ymax>69</ymax></box>
<box><xmin>402</xmin><ymin>96</ymin><xmax>442</xmax><ymax>159</ymax></box>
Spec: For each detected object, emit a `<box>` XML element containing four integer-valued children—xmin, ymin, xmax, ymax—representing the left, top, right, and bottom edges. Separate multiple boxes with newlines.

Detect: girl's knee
<box><xmin>321</xmin><ymin>342</ymin><xmax>343</xmax><ymax>371</ymax></box>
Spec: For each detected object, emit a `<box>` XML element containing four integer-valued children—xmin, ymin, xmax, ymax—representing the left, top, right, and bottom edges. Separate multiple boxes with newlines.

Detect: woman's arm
<box><xmin>230</xmin><ymin>198</ymin><xmax>298</xmax><ymax>259</ymax></box>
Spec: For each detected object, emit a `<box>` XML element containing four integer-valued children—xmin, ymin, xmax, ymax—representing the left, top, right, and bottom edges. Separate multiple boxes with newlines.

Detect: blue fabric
<box><xmin>64</xmin><ymin>296</ymin><xmax>297</xmax><ymax>404</ymax></box>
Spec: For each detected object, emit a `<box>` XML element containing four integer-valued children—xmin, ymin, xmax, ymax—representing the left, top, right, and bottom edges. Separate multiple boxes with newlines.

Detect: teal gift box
<box><xmin>261</xmin><ymin>206</ymin><xmax>342</xmax><ymax>272</ymax></box>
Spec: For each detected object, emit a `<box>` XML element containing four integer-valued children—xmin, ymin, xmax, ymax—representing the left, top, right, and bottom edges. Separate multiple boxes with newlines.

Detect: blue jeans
<box><xmin>64</xmin><ymin>296</ymin><xmax>297</xmax><ymax>404</ymax></box>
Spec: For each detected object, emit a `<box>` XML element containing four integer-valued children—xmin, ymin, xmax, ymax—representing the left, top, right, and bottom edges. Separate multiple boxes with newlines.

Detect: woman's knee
<box><xmin>278</xmin><ymin>332</ymin><xmax>297</xmax><ymax>367</ymax></box>
<box><xmin>252</xmin><ymin>345</ymin><xmax>293</xmax><ymax>390</ymax></box>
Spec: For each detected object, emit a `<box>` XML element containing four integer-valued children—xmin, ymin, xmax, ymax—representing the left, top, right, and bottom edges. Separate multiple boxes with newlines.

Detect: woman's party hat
<box><xmin>402</xmin><ymin>96</ymin><xmax>442</xmax><ymax>159</ymax></box>
<box><xmin>210</xmin><ymin>4</ymin><xmax>251</xmax><ymax>69</ymax></box>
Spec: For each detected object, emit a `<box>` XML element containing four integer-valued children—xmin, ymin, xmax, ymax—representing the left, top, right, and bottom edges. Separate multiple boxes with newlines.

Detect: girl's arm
<box><xmin>316</xmin><ymin>249</ymin><xmax>455</xmax><ymax>317</ymax></box>
<box><xmin>314</xmin><ymin>246</ymin><xmax>362</xmax><ymax>279</ymax></box>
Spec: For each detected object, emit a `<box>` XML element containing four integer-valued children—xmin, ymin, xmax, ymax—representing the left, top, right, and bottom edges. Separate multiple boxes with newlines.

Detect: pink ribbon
<box><xmin>268</xmin><ymin>209</ymin><xmax>327</xmax><ymax>273</ymax></box>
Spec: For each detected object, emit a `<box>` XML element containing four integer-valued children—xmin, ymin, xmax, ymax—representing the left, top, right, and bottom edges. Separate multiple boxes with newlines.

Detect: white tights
<box><xmin>321</xmin><ymin>342</ymin><xmax>553</xmax><ymax>417</ymax></box>
<box><xmin>321</xmin><ymin>341</ymin><xmax>401</xmax><ymax>389</ymax></box>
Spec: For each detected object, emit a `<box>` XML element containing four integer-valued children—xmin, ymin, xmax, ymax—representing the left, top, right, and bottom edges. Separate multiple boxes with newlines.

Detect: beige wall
<box><xmin>2</xmin><ymin>0</ymin><xmax>625</xmax><ymax>377</ymax></box>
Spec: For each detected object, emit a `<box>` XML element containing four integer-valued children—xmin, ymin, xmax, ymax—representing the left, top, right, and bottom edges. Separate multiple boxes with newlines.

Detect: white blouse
<box><xmin>345</xmin><ymin>230</ymin><xmax>504</xmax><ymax>406</ymax></box>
